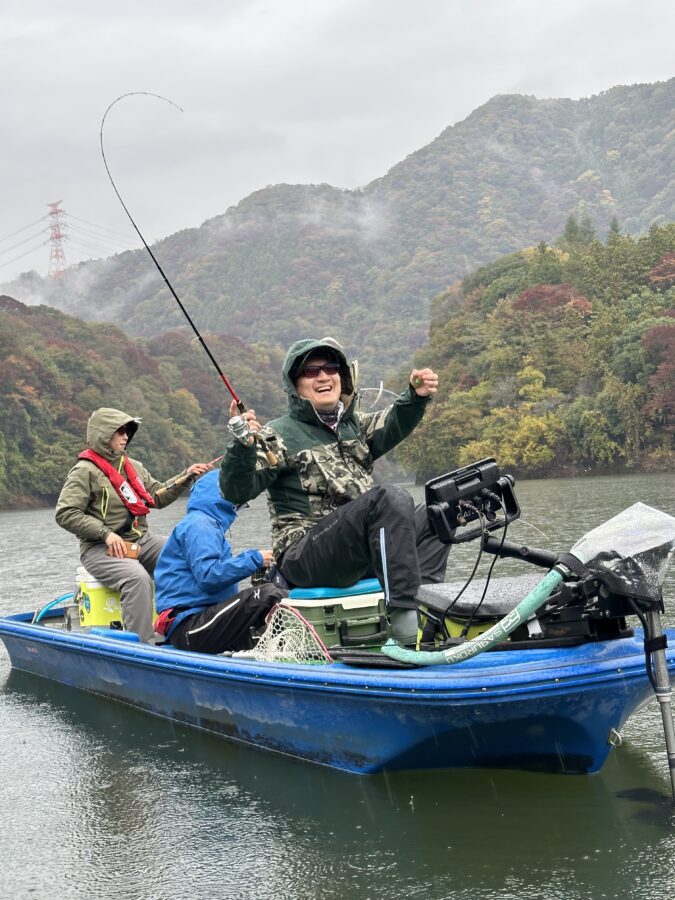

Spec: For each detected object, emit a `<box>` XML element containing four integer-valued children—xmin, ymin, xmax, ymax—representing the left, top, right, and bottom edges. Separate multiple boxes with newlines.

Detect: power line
<box><xmin>0</xmin><ymin>215</ymin><xmax>48</xmax><ymax>244</ymax></box>
<box><xmin>0</xmin><ymin>239</ymin><xmax>51</xmax><ymax>270</ymax></box>
<box><xmin>0</xmin><ymin>204</ymin><xmax>142</xmax><ymax>278</ymax></box>
<box><xmin>67</xmin><ymin>221</ymin><xmax>133</xmax><ymax>248</ymax></box>
<box><xmin>0</xmin><ymin>228</ymin><xmax>49</xmax><ymax>257</ymax></box>
<box><xmin>68</xmin><ymin>235</ymin><xmax>122</xmax><ymax>257</ymax></box>
<box><xmin>67</xmin><ymin>213</ymin><xmax>136</xmax><ymax>241</ymax></box>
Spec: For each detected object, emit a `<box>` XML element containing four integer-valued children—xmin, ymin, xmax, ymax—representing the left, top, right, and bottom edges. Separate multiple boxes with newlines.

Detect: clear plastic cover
<box><xmin>571</xmin><ymin>502</ymin><xmax>675</xmax><ymax>600</ymax></box>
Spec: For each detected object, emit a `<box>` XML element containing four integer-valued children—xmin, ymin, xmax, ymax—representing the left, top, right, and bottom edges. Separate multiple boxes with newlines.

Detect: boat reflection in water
<box><xmin>4</xmin><ymin>666</ymin><xmax>674</xmax><ymax>900</ymax></box>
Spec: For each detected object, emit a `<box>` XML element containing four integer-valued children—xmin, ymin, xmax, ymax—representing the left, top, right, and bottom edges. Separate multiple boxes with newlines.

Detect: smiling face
<box><xmin>294</xmin><ymin>356</ymin><xmax>342</xmax><ymax>411</ymax></box>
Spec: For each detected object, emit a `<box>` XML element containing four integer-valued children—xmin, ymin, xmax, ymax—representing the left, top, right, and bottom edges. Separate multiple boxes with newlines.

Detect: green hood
<box><xmin>85</xmin><ymin>407</ymin><xmax>141</xmax><ymax>461</ymax></box>
<box><xmin>281</xmin><ymin>337</ymin><xmax>354</xmax><ymax>399</ymax></box>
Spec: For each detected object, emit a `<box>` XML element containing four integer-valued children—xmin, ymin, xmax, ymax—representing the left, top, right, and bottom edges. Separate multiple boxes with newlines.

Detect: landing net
<box><xmin>241</xmin><ymin>604</ymin><xmax>333</xmax><ymax>665</ymax></box>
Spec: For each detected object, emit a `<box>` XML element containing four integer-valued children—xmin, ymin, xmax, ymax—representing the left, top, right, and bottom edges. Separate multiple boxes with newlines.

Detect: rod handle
<box><xmin>257</xmin><ymin>435</ymin><xmax>278</xmax><ymax>466</ymax></box>
<box><xmin>155</xmin><ymin>472</ymin><xmax>193</xmax><ymax>500</ymax></box>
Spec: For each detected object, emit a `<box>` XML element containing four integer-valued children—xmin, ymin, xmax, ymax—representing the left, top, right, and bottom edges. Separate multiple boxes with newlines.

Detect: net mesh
<box><xmin>239</xmin><ymin>604</ymin><xmax>333</xmax><ymax>665</ymax></box>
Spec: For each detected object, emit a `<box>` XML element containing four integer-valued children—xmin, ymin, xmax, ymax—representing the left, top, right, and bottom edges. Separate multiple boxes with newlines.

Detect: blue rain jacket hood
<box><xmin>186</xmin><ymin>468</ymin><xmax>237</xmax><ymax>529</ymax></box>
<box><xmin>154</xmin><ymin>470</ymin><xmax>263</xmax><ymax>634</ymax></box>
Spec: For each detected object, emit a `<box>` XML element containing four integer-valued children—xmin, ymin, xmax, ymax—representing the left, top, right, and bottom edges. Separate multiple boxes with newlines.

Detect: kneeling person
<box><xmin>154</xmin><ymin>471</ymin><xmax>285</xmax><ymax>653</ymax></box>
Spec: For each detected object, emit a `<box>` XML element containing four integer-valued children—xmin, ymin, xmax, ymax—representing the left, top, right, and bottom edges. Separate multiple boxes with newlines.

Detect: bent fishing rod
<box><xmin>99</xmin><ymin>92</ymin><xmax>276</xmax><ymax>464</ymax></box>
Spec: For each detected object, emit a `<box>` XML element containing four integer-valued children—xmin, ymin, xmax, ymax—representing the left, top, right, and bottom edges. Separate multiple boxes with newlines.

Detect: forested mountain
<box><xmin>3</xmin><ymin>79</ymin><xmax>674</xmax><ymax>379</ymax></box>
<box><xmin>0</xmin><ymin>296</ymin><xmax>284</xmax><ymax>507</ymax></box>
<box><xmin>396</xmin><ymin>222</ymin><xmax>675</xmax><ymax>479</ymax></box>
<box><xmin>1</xmin><ymin>219</ymin><xmax>673</xmax><ymax>509</ymax></box>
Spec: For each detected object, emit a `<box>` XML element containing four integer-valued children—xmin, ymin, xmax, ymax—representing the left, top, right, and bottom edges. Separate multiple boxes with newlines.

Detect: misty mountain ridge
<box><xmin>4</xmin><ymin>78</ymin><xmax>673</xmax><ymax>377</ymax></box>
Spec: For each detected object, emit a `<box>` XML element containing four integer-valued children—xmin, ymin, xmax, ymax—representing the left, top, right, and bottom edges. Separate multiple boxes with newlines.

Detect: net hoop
<box><xmin>238</xmin><ymin>603</ymin><xmax>333</xmax><ymax>665</ymax></box>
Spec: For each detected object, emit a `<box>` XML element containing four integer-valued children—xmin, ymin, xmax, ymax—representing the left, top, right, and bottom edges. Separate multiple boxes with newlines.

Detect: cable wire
<box><xmin>0</xmin><ymin>228</ymin><xmax>49</xmax><ymax>257</ymax></box>
<box><xmin>0</xmin><ymin>238</ymin><xmax>51</xmax><ymax>270</ymax></box>
<box><xmin>68</xmin><ymin>213</ymin><xmax>136</xmax><ymax>241</ymax></box>
<box><xmin>460</xmin><ymin>500</ymin><xmax>510</xmax><ymax>637</ymax></box>
<box><xmin>628</xmin><ymin>597</ymin><xmax>657</xmax><ymax>691</ymax></box>
<box><xmin>442</xmin><ymin>503</ymin><xmax>487</xmax><ymax>620</ymax></box>
<box><xmin>0</xmin><ymin>216</ymin><xmax>48</xmax><ymax>244</ymax></box>
<box><xmin>67</xmin><ymin>221</ymin><xmax>135</xmax><ymax>247</ymax></box>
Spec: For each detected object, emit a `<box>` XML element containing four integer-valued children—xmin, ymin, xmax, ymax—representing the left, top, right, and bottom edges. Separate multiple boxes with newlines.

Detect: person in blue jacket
<box><xmin>153</xmin><ymin>470</ymin><xmax>286</xmax><ymax>653</ymax></box>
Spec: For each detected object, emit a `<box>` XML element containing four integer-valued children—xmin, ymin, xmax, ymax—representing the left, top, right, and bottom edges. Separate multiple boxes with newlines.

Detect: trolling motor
<box><xmin>425</xmin><ymin>458</ymin><xmax>668</xmax><ymax>635</ymax></box>
<box><xmin>413</xmin><ymin>459</ymin><xmax>675</xmax><ymax>799</ymax></box>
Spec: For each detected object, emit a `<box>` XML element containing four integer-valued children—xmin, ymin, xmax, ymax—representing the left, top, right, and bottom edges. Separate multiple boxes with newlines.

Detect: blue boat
<box><xmin>2</xmin><ymin>459</ymin><xmax>674</xmax><ymax>779</ymax></box>
<box><xmin>0</xmin><ymin>600</ymin><xmax>673</xmax><ymax>776</ymax></box>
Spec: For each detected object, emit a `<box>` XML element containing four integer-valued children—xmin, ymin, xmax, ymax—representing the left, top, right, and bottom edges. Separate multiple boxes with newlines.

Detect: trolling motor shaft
<box><xmin>645</xmin><ymin>610</ymin><xmax>675</xmax><ymax>798</ymax></box>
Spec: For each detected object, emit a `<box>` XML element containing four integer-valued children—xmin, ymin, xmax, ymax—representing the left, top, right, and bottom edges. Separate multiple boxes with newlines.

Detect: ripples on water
<box><xmin>0</xmin><ymin>473</ymin><xmax>674</xmax><ymax>899</ymax></box>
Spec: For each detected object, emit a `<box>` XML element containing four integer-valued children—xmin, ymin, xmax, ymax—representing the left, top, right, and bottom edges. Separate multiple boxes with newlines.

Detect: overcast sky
<box><xmin>1</xmin><ymin>0</ymin><xmax>673</xmax><ymax>283</ymax></box>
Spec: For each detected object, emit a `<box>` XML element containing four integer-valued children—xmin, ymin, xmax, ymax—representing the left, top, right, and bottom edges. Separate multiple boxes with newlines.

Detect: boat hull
<box><xmin>1</xmin><ymin>612</ymin><xmax>674</xmax><ymax>775</ymax></box>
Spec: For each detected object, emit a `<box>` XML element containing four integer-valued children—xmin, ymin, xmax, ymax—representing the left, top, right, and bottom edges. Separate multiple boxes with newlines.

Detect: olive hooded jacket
<box><xmin>55</xmin><ymin>407</ymin><xmax>193</xmax><ymax>556</ymax></box>
<box><xmin>219</xmin><ymin>338</ymin><xmax>430</xmax><ymax>557</ymax></box>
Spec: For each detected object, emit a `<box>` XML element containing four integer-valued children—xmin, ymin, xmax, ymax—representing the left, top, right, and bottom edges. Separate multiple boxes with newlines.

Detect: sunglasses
<box><xmin>299</xmin><ymin>362</ymin><xmax>341</xmax><ymax>379</ymax></box>
<box><xmin>115</xmin><ymin>424</ymin><xmax>130</xmax><ymax>436</ymax></box>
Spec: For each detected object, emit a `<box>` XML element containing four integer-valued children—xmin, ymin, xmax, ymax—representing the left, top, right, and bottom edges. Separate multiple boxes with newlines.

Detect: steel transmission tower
<box><xmin>47</xmin><ymin>201</ymin><xmax>68</xmax><ymax>277</ymax></box>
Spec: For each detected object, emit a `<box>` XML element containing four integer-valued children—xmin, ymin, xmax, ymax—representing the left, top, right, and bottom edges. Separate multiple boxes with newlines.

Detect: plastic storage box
<box><xmin>284</xmin><ymin>578</ymin><xmax>389</xmax><ymax>648</ymax></box>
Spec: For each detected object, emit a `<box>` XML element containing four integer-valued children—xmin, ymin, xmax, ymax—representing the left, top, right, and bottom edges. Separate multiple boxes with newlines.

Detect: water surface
<box><xmin>1</xmin><ymin>473</ymin><xmax>674</xmax><ymax>899</ymax></box>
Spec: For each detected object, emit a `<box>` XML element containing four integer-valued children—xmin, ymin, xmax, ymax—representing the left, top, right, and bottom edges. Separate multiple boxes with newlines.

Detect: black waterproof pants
<box><xmin>279</xmin><ymin>484</ymin><xmax>451</xmax><ymax>609</ymax></box>
<box><xmin>169</xmin><ymin>583</ymin><xmax>285</xmax><ymax>654</ymax></box>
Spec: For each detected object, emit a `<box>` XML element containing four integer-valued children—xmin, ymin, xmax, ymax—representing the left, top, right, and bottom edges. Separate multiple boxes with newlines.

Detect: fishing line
<box><xmin>100</xmin><ymin>92</ymin><xmax>278</xmax><ymax>465</ymax></box>
<box><xmin>99</xmin><ymin>91</ymin><xmax>243</xmax><ymax>410</ymax></box>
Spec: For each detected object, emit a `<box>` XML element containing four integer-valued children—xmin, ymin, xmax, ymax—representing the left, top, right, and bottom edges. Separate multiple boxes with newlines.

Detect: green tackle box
<box><xmin>284</xmin><ymin>578</ymin><xmax>389</xmax><ymax>648</ymax></box>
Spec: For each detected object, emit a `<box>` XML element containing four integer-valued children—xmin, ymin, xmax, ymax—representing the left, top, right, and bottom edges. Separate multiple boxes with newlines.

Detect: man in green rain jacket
<box><xmin>56</xmin><ymin>407</ymin><xmax>211</xmax><ymax>642</ymax></box>
<box><xmin>219</xmin><ymin>338</ymin><xmax>450</xmax><ymax>642</ymax></box>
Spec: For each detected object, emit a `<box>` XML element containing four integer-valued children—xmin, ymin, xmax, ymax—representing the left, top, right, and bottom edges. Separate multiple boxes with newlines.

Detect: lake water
<box><xmin>1</xmin><ymin>473</ymin><xmax>674</xmax><ymax>900</ymax></box>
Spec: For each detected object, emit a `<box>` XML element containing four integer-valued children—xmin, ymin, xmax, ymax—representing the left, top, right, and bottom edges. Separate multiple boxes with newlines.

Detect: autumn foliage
<box><xmin>397</xmin><ymin>223</ymin><xmax>675</xmax><ymax>478</ymax></box>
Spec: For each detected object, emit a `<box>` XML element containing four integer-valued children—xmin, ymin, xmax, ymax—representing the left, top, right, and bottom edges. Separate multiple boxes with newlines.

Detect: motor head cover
<box><xmin>571</xmin><ymin>502</ymin><xmax>675</xmax><ymax>602</ymax></box>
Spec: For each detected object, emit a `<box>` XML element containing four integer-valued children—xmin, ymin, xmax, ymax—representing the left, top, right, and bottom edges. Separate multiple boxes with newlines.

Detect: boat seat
<box><xmin>288</xmin><ymin>578</ymin><xmax>383</xmax><ymax>601</ymax></box>
<box><xmin>287</xmin><ymin>574</ymin><xmax>551</xmax><ymax>618</ymax></box>
<box><xmin>416</xmin><ymin>573</ymin><xmax>548</xmax><ymax>619</ymax></box>
<box><xmin>285</xmin><ymin>578</ymin><xmax>388</xmax><ymax>647</ymax></box>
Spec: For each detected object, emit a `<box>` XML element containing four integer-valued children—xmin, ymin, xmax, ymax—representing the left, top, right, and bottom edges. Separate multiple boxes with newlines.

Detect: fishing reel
<box><xmin>228</xmin><ymin>415</ymin><xmax>278</xmax><ymax>466</ymax></box>
<box><xmin>228</xmin><ymin>415</ymin><xmax>252</xmax><ymax>445</ymax></box>
<box><xmin>425</xmin><ymin>458</ymin><xmax>521</xmax><ymax>544</ymax></box>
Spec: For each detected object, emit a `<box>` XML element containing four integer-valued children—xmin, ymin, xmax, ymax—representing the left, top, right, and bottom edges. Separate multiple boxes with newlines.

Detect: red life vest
<box><xmin>78</xmin><ymin>450</ymin><xmax>156</xmax><ymax>516</ymax></box>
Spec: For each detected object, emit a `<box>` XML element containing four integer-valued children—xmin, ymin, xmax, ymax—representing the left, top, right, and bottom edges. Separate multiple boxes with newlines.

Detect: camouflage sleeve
<box><xmin>360</xmin><ymin>384</ymin><xmax>430</xmax><ymax>460</ymax></box>
<box><xmin>219</xmin><ymin>428</ymin><xmax>286</xmax><ymax>504</ymax></box>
